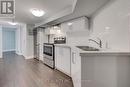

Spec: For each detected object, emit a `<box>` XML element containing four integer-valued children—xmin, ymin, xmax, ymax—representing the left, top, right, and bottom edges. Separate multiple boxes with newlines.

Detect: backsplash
<box><xmin>91</xmin><ymin>0</ymin><xmax>130</xmax><ymax>52</ymax></box>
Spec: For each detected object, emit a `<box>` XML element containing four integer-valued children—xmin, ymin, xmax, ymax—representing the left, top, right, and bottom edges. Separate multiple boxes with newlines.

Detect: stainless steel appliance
<box><xmin>54</xmin><ymin>37</ymin><xmax>66</xmax><ymax>44</ymax></box>
<box><xmin>43</xmin><ymin>43</ymin><xmax>55</xmax><ymax>68</ymax></box>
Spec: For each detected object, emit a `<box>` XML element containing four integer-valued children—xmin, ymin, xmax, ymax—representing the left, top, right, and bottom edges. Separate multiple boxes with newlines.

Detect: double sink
<box><xmin>76</xmin><ymin>46</ymin><xmax>99</xmax><ymax>51</ymax></box>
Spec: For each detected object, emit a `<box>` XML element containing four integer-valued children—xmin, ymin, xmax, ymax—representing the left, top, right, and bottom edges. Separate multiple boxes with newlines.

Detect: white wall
<box><xmin>26</xmin><ymin>24</ymin><xmax>34</xmax><ymax>59</ymax></box>
<box><xmin>91</xmin><ymin>0</ymin><xmax>130</xmax><ymax>51</ymax></box>
<box><xmin>0</xmin><ymin>26</ymin><xmax>2</xmax><ymax>58</ymax></box>
<box><xmin>21</xmin><ymin>24</ymin><xmax>27</xmax><ymax>57</ymax></box>
<box><xmin>15</xmin><ymin>24</ymin><xmax>33</xmax><ymax>59</ymax></box>
<box><xmin>15</xmin><ymin>24</ymin><xmax>26</xmax><ymax>56</ymax></box>
<box><xmin>16</xmin><ymin>24</ymin><xmax>34</xmax><ymax>59</ymax></box>
<box><xmin>16</xmin><ymin>26</ymin><xmax>21</xmax><ymax>55</ymax></box>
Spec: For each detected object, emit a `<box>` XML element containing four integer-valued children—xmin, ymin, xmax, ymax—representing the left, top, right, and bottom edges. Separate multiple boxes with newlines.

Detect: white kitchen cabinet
<box><xmin>71</xmin><ymin>49</ymin><xmax>81</xmax><ymax>87</ymax></box>
<box><xmin>60</xmin><ymin>17</ymin><xmax>89</xmax><ymax>33</ymax></box>
<box><xmin>55</xmin><ymin>46</ymin><xmax>81</xmax><ymax>87</ymax></box>
<box><xmin>60</xmin><ymin>17</ymin><xmax>89</xmax><ymax>45</ymax></box>
<box><xmin>60</xmin><ymin>22</ymin><xmax>69</xmax><ymax>33</ymax></box>
<box><xmin>67</xmin><ymin>17</ymin><xmax>89</xmax><ymax>33</ymax></box>
<box><xmin>45</xmin><ymin>27</ymin><xmax>56</xmax><ymax>35</ymax></box>
<box><xmin>55</xmin><ymin>46</ymin><xmax>71</xmax><ymax>76</ymax></box>
<box><xmin>72</xmin><ymin>17</ymin><xmax>88</xmax><ymax>31</ymax></box>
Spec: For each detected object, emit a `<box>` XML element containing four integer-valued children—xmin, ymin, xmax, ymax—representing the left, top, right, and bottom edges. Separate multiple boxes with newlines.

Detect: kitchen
<box><xmin>0</xmin><ymin>0</ymin><xmax>130</xmax><ymax>87</ymax></box>
<box><xmin>34</xmin><ymin>0</ymin><xmax>130</xmax><ymax>87</ymax></box>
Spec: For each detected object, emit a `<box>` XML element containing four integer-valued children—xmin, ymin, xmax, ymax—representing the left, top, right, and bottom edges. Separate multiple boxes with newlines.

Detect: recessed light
<box><xmin>57</xmin><ymin>30</ymin><xmax>61</xmax><ymax>34</ymax></box>
<box><xmin>8</xmin><ymin>22</ymin><xmax>18</xmax><ymax>25</ymax></box>
<box><xmin>105</xmin><ymin>27</ymin><xmax>110</xmax><ymax>30</ymax></box>
<box><xmin>54</xmin><ymin>26</ymin><xmax>58</xmax><ymax>29</ymax></box>
<box><xmin>68</xmin><ymin>23</ymin><xmax>73</xmax><ymax>26</ymax></box>
<box><xmin>30</xmin><ymin>8</ymin><xmax>45</xmax><ymax>17</ymax></box>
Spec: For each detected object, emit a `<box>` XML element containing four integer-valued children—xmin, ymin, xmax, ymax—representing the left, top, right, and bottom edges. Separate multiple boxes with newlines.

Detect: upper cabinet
<box><xmin>45</xmin><ymin>17</ymin><xmax>90</xmax><ymax>36</ymax></box>
<box><xmin>70</xmin><ymin>17</ymin><xmax>89</xmax><ymax>32</ymax></box>
<box><xmin>45</xmin><ymin>27</ymin><xmax>56</xmax><ymax>35</ymax></box>
<box><xmin>61</xmin><ymin>17</ymin><xmax>89</xmax><ymax>33</ymax></box>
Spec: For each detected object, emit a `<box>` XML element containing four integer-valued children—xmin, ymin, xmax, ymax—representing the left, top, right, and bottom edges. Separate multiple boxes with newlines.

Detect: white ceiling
<box><xmin>0</xmin><ymin>0</ymin><xmax>110</xmax><ymax>26</ymax></box>
<box><xmin>0</xmin><ymin>0</ymin><xmax>73</xmax><ymax>24</ymax></box>
<box><xmin>42</xmin><ymin>0</ymin><xmax>110</xmax><ymax>26</ymax></box>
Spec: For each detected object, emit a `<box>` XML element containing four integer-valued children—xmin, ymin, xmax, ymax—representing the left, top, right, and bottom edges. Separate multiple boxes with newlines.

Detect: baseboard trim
<box><xmin>25</xmin><ymin>56</ymin><xmax>34</xmax><ymax>59</ymax></box>
<box><xmin>3</xmin><ymin>49</ymin><xmax>16</xmax><ymax>52</ymax></box>
<box><xmin>15</xmin><ymin>52</ymin><xmax>22</xmax><ymax>55</ymax></box>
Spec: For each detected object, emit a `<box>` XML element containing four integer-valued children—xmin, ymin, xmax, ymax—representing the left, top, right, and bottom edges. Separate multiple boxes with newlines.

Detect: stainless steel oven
<box><xmin>43</xmin><ymin>43</ymin><xmax>55</xmax><ymax>68</ymax></box>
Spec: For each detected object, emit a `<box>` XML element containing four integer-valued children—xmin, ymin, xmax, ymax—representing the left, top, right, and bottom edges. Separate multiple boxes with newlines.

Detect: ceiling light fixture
<box><xmin>8</xmin><ymin>19</ymin><xmax>18</xmax><ymax>25</ymax></box>
<box><xmin>54</xmin><ymin>26</ymin><xmax>59</xmax><ymax>29</ymax></box>
<box><xmin>30</xmin><ymin>8</ymin><xmax>45</xmax><ymax>17</ymax></box>
<box><xmin>8</xmin><ymin>22</ymin><xmax>18</xmax><ymax>25</ymax></box>
<box><xmin>68</xmin><ymin>23</ymin><xmax>73</xmax><ymax>26</ymax></box>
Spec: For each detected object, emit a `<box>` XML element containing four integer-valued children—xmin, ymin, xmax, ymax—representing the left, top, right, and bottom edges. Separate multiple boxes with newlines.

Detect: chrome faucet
<box><xmin>89</xmin><ymin>38</ymin><xmax>102</xmax><ymax>48</ymax></box>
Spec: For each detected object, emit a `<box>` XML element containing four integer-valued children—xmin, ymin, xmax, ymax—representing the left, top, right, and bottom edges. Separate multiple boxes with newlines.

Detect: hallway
<box><xmin>0</xmin><ymin>52</ymin><xmax>73</xmax><ymax>87</ymax></box>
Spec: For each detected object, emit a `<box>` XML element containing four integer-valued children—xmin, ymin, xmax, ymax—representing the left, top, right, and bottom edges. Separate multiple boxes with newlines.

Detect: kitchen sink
<box><xmin>76</xmin><ymin>46</ymin><xmax>99</xmax><ymax>51</ymax></box>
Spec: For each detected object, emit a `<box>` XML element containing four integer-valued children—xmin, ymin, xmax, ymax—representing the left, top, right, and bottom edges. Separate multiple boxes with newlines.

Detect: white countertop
<box><xmin>54</xmin><ymin>44</ymin><xmax>130</xmax><ymax>56</ymax></box>
<box><xmin>80</xmin><ymin>51</ymin><xmax>130</xmax><ymax>56</ymax></box>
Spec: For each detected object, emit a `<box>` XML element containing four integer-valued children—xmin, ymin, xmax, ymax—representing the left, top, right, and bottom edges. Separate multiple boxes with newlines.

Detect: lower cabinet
<box><xmin>55</xmin><ymin>46</ymin><xmax>81</xmax><ymax>87</ymax></box>
<box><xmin>55</xmin><ymin>46</ymin><xmax>71</xmax><ymax>76</ymax></box>
<box><xmin>71</xmin><ymin>50</ymin><xmax>81</xmax><ymax>87</ymax></box>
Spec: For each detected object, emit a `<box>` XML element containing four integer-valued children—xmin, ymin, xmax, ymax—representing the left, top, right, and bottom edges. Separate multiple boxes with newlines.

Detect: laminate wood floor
<box><xmin>0</xmin><ymin>52</ymin><xmax>73</xmax><ymax>87</ymax></box>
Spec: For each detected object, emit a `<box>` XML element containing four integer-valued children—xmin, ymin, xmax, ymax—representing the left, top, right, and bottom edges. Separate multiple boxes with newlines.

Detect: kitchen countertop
<box><xmin>80</xmin><ymin>51</ymin><xmax>130</xmax><ymax>56</ymax></box>
<box><xmin>54</xmin><ymin>44</ymin><xmax>130</xmax><ymax>56</ymax></box>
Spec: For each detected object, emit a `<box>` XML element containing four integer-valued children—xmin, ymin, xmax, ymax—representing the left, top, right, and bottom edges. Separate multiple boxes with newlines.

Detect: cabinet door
<box><xmin>45</xmin><ymin>27</ymin><xmax>55</xmax><ymax>35</ymax></box>
<box><xmin>71</xmin><ymin>51</ymin><xmax>81</xmax><ymax>87</ymax></box>
<box><xmin>72</xmin><ymin>19</ymin><xmax>86</xmax><ymax>31</ymax></box>
<box><xmin>60</xmin><ymin>23</ymin><xmax>69</xmax><ymax>33</ymax></box>
<box><xmin>62</xmin><ymin>47</ymin><xmax>71</xmax><ymax>75</ymax></box>
<box><xmin>55</xmin><ymin>46</ymin><xmax>71</xmax><ymax>76</ymax></box>
<box><xmin>68</xmin><ymin>17</ymin><xmax>88</xmax><ymax>33</ymax></box>
<box><xmin>55</xmin><ymin>46</ymin><xmax>62</xmax><ymax>70</ymax></box>
<box><xmin>45</xmin><ymin>27</ymin><xmax>50</xmax><ymax>35</ymax></box>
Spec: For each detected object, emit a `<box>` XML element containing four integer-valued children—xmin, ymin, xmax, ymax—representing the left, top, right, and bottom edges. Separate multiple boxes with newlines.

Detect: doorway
<box><xmin>2</xmin><ymin>27</ymin><xmax>16</xmax><ymax>53</ymax></box>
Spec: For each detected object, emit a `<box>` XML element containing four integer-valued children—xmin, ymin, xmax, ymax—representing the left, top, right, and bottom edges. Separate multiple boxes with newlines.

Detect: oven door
<box><xmin>43</xmin><ymin>44</ymin><xmax>54</xmax><ymax>60</ymax></box>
